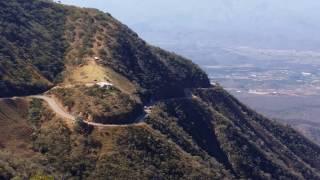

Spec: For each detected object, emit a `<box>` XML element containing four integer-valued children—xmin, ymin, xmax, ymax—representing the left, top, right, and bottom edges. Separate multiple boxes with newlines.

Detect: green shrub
<box><xmin>28</xmin><ymin>99</ymin><xmax>43</xmax><ymax>127</ymax></box>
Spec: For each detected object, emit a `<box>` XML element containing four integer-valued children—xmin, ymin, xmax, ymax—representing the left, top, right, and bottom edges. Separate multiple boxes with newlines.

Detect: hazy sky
<box><xmin>59</xmin><ymin>0</ymin><xmax>320</xmax><ymax>50</ymax></box>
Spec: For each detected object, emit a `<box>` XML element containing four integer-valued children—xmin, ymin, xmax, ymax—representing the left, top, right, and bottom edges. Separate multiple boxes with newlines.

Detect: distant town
<box><xmin>205</xmin><ymin>64</ymin><xmax>320</xmax><ymax>96</ymax></box>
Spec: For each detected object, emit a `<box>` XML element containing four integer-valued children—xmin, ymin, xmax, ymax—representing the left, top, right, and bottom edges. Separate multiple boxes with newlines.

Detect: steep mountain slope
<box><xmin>0</xmin><ymin>0</ymin><xmax>67</xmax><ymax>96</ymax></box>
<box><xmin>0</xmin><ymin>0</ymin><xmax>319</xmax><ymax>179</ymax></box>
<box><xmin>145</xmin><ymin>88</ymin><xmax>320</xmax><ymax>179</ymax></box>
<box><xmin>0</xmin><ymin>0</ymin><xmax>209</xmax><ymax>99</ymax></box>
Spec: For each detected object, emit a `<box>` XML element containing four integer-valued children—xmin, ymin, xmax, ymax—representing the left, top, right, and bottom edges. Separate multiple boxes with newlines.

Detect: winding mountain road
<box><xmin>30</xmin><ymin>95</ymin><xmax>146</xmax><ymax>128</ymax></box>
<box><xmin>30</xmin><ymin>95</ymin><xmax>74</xmax><ymax>120</ymax></box>
<box><xmin>1</xmin><ymin>86</ymin><xmax>204</xmax><ymax>128</ymax></box>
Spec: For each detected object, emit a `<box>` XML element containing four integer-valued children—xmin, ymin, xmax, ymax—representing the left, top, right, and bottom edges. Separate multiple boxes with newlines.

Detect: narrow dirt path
<box><xmin>30</xmin><ymin>95</ymin><xmax>75</xmax><ymax>120</ymax></box>
<box><xmin>30</xmin><ymin>95</ymin><xmax>146</xmax><ymax>128</ymax></box>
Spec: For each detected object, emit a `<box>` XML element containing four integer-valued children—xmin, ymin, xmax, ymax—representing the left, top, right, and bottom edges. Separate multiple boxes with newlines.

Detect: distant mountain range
<box><xmin>110</xmin><ymin>0</ymin><xmax>320</xmax><ymax>50</ymax></box>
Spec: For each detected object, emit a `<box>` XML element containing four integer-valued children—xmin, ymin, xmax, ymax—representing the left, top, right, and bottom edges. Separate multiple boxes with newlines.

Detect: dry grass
<box><xmin>103</xmin><ymin>66</ymin><xmax>138</xmax><ymax>96</ymax></box>
<box><xmin>0</xmin><ymin>99</ymin><xmax>36</xmax><ymax>158</ymax></box>
<box><xmin>92</xmin><ymin>124</ymin><xmax>148</xmax><ymax>157</ymax></box>
<box><xmin>0</xmin><ymin>98</ymin><xmax>73</xmax><ymax>159</ymax></box>
<box><xmin>65</xmin><ymin>60</ymin><xmax>109</xmax><ymax>84</ymax></box>
<box><xmin>62</xmin><ymin>9</ymin><xmax>138</xmax><ymax>98</ymax></box>
<box><xmin>64</xmin><ymin>59</ymin><xmax>138</xmax><ymax>97</ymax></box>
<box><xmin>91</xmin><ymin>127</ymin><xmax>123</xmax><ymax>157</ymax></box>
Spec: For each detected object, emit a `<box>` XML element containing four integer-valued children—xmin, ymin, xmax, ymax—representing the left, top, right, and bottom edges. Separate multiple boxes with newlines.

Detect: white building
<box><xmin>96</xmin><ymin>82</ymin><xmax>113</xmax><ymax>89</ymax></box>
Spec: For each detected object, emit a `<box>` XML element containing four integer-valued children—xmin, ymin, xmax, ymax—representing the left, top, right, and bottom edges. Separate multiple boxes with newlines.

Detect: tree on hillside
<box><xmin>75</xmin><ymin>116</ymin><xmax>92</xmax><ymax>134</ymax></box>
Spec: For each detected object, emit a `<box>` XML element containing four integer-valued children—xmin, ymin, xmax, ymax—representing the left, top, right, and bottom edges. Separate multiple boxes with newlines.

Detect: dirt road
<box><xmin>3</xmin><ymin>87</ymin><xmax>203</xmax><ymax>128</ymax></box>
<box><xmin>30</xmin><ymin>95</ymin><xmax>146</xmax><ymax>128</ymax></box>
<box><xmin>30</xmin><ymin>95</ymin><xmax>75</xmax><ymax>120</ymax></box>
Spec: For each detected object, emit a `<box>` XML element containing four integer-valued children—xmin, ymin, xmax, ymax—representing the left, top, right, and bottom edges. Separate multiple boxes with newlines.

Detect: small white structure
<box><xmin>96</xmin><ymin>82</ymin><xmax>113</xmax><ymax>89</ymax></box>
<box><xmin>211</xmin><ymin>82</ymin><xmax>218</xmax><ymax>86</ymax></box>
<box><xmin>301</xmin><ymin>72</ymin><xmax>312</xmax><ymax>77</ymax></box>
<box><xmin>144</xmin><ymin>106</ymin><xmax>153</xmax><ymax>114</ymax></box>
<box><xmin>94</xmin><ymin>57</ymin><xmax>100</xmax><ymax>60</ymax></box>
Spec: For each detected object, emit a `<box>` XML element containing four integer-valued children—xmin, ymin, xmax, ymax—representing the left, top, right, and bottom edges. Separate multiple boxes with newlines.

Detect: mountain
<box><xmin>0</xmin><ymin>0</ymin><xmax>319</xmax><ymax>179</ymax></box>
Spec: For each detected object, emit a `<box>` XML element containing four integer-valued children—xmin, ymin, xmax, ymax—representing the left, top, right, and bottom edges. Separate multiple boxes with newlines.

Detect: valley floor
<box><xmin>234</xmin><ymin>92</ymin><xmax>320</xmax><ymax>145</ymax></box>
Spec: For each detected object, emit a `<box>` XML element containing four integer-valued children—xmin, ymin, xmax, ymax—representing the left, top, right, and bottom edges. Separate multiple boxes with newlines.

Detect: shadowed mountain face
<box><xmin>0</xmin><ymin>0</ymin><xmax>319</xmax><ymax>179</ymax></box>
